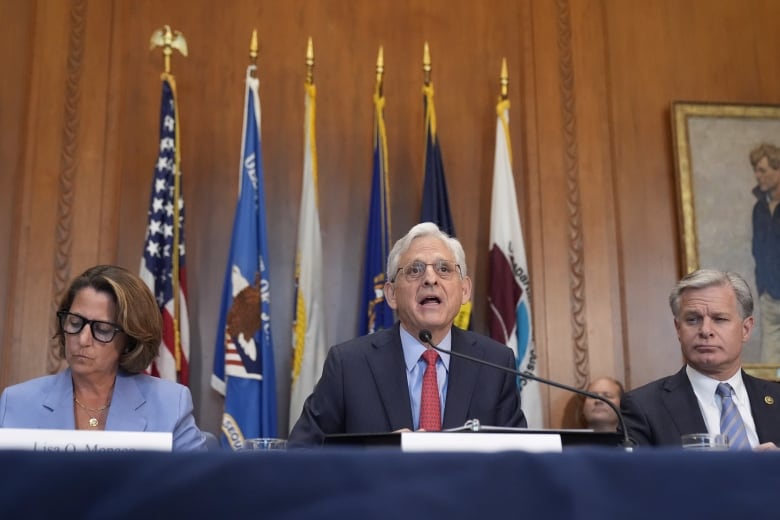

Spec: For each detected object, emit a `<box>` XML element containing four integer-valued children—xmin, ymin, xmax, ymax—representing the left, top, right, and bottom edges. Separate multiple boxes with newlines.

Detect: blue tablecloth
<box><xmin>1</xmin><ymin>447</ymin><xmax>778</xmax><ymax>519</ymax></box>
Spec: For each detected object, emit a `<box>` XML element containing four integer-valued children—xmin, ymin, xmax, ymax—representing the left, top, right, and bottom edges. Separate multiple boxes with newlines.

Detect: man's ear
<box><xmin>460</xmin><ymin>276</ymin><xmax>473</xmax><ymax>304</ymax></box>
<box><xmin>384</xmin><ymin>281</ymin><xmax>398</xmax><ymax>310</ymax></box>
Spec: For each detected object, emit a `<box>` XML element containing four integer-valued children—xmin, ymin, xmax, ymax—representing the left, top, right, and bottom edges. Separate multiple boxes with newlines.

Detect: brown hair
<box><xmin>56</xmin><ymin>265</ymin><xmax>161</xmax><ymax>374</ymax></box>
<box><xmin>749</xmin><ymin>143</ymin><xmax>780</xmax><ymax>170</ymax></box>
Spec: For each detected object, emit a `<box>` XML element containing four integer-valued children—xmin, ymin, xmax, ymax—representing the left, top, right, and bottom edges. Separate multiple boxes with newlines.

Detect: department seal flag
<box><xmin>488</xmin><ymin>65</ymin><xmax>542</xmax><ymax>428</ymax></box>
<box><xmin>212</xmin><ymin>60</ymin><xmax>277</xmax><ymax>449</ymax></box>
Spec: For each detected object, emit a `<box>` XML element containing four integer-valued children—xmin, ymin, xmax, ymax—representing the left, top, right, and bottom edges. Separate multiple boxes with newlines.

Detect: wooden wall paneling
<box><xmin>0</xmin><ymin>1</ymin><xmax>35</xmax><ymax>386</ymax></box>
<box><xmin>517</xmin><ymin>0</ymin><xmax>551</xmax><ymax>422</ymax></box>
<box><xmin>603</xmin><ymin>1</ymin><xmax>690</xmax><ymax>391</ymax></box>
<box><xmin>600</xmin><ymin>0</ymin><xmax>780</xmax><ymax>390</ymax></box>
<box><xmin>525</xmin><ymin>0</ymin><xmax>577</xmax><ymax>427</ymax></box>
<box><xmin>3</xmin><ymin>0</ymin><xmax>74</xmax><ymax>385</ymax></box>
<box><xmin>58</xmin><ymin>0</ymin><xmax>122</xmax><ymax>346</ymax></box>
<box><xmin>568</xmin><ymin>0</ymin><xmax>624</xmax><ymax>384</ymax></box>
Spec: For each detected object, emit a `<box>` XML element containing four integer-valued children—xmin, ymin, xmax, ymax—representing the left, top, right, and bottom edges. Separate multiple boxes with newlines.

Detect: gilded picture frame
<box><xmin>671</xmin><ymin>101</ymin><xmax>780</xmax><ymax>380</ymax></box>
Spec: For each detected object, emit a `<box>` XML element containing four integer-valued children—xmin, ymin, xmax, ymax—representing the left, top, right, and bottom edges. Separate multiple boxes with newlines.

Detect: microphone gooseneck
<box><xmin>417</xmin><ymin>329</ymin><xmax>635</xmax><ymax>449</ymax></box>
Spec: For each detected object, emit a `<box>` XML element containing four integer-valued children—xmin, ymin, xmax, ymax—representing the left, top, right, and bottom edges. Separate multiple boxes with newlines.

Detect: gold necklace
<box><xmin>74</xmin><ymin>397</ymin><xmax>111</xmax><ymax>428</ymax></box>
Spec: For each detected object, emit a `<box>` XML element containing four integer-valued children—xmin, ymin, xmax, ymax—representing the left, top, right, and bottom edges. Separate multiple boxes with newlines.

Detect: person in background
<box><xmin>748</xmin><ymin>143</ymin><xmax>780</xmax><ymax>363</ymax></box>
<box><xmin>0</xmin><ymin>264</ymin><xmax>206</xmax><ymax>451</ymax></box>
<box><xmin>288</xmin><ymin>222</ymin><xmax>526</xmax><ymax>446</ymax></box>
<box><xmin>620</xmin><ymin>269</ymin><xmax>780</xmax><ymax>450</ymax></box>
<box><xmin>580</xmin><ymin>377</ymin><xmax>624</xmax><ymax>432</ymax></box>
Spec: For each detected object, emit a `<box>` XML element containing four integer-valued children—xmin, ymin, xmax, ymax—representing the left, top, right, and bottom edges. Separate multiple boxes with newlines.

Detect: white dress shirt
<box><xmin>686</xmin><ymin>365</ymin><xmax>759</xmax><ymax>448</ymax></box>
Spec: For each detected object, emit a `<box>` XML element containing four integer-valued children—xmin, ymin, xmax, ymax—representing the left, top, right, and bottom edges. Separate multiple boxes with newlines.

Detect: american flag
<box><xmin>139</xmin><ymin>75</ymin><xmax>190</xmax><ymax>385</ymax></box>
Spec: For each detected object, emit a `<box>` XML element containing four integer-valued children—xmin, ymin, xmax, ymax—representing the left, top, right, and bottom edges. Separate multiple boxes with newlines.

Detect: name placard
<box><xmin>0</xmin><ymin>428</ymin><xmax>172</xmax><ymax>452</ymax></box>
<box><xmin>401</xmin><ymin>432</ymin><xmax>562</xmax><ymax>453</ymax></box>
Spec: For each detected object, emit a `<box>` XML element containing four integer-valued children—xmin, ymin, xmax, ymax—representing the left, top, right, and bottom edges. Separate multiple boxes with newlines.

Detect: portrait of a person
<box><xmin>749</xmin><ymin>143</ymin><xmax>780</xmax><ymax>362</ymax></box>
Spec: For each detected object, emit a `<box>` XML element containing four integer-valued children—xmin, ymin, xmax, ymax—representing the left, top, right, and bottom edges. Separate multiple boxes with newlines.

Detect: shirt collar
<box><xmin>686</xmin><ymin>364</ymin><xmax>745</xmax><ymax>403</ymax></box>
<box><xmin>400</xmin><ymin>326</ymin><xmax>452</xmax><ymax>371</ymax></box>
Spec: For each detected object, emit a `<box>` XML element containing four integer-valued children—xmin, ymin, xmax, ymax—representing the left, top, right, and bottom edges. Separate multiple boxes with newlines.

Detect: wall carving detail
<box><xmin>48</xmin><ymin>0</ymin><xmax>87</xmax><ymax>374</ymax></box>
<box><xmin>557</xmin><ymin>0</ymin><xmax>589</xmax><ymax>390</ymax></box>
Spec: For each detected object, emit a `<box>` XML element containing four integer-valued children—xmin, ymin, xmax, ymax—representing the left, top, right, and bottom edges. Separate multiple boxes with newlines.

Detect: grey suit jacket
<box><xmin>0</xmin><ymin>368</ymin><xmax>206</xmax><ymax>451</ymax></box>
<box><xmin>620</xmin><ymin>366</ymin><xmax>780</xmax><ymax>446</ymax></box>
<box><xmin>288</xmin><ymin>323</ymin><xmax>527</xmax><ymax>446</ymax></box>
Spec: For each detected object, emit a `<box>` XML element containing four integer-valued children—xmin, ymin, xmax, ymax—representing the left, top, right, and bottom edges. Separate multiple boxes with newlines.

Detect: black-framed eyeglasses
<box><xmin>393</xmin><ymin>260</ymin><xmax>462</xmax><ymax>282</ymax></box>
<box><xmin>57</xmin><ymin>311</ymin><xmax>123</xmax><ymax>343</ymax></box>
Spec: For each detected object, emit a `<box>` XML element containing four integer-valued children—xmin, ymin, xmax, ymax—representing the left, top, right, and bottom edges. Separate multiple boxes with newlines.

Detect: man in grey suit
<box><xmin>288</xmin><ymin>222</ymin><xmax>526</xmax><ymax>446</ymax></box>
<box><xmin>620</xmin><ymin>269</ymin><xmax>780</xmax><ymax>449</ymax></box>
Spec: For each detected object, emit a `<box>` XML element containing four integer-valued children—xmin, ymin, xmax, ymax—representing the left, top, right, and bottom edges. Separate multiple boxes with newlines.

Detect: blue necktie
<box><xmin>716</xmin><ymin>383</ymin><xmax>750</xmax><ymax>451</ymax></box>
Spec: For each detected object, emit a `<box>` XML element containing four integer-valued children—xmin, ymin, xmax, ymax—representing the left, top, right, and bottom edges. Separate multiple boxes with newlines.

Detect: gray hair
<box><xmin>669</xmin><ymin>269</ymin><xmax>753</xmax><ymax>320</ymax></box>
<box><xmin>386</xmin><ymin>222</ymin><xmax>467</xmax><ymax>281</ymax></box>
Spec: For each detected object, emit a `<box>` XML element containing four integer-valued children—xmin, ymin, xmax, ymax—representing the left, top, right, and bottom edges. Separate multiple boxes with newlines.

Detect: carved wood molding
<box><xmin>556</xmin><ymin>0</ymin><xmax>589</xmax><ymax>390</ymax></box>
<box><xmin>48</xmin><ymin>0</ymin><xmax>87</xmax><ymax>374</ymax></box>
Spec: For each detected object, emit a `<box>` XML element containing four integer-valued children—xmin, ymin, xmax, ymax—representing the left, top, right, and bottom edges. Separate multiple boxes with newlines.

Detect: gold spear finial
<box><xmin>306</xmin><ymin>37</ymin><xmax>314</xmax><ymax>85</ymax></box>
<box><xmin>149</xmin><ymin>25</ymin><xmax>188</xmax><ymax>74</ymax></box>
<box><xmin>250</xmin><ymin>29</ymin><xmax>258</xmax><ymax>63</ymax></box>
<box><xmin>500</xmin><ymin>57</ymin><xmax>509</xmax><ymax>100</ymax></box>
<box><xmin>375</xmin><ymin>45</ymin><xmax>384</xmax><ymax>96</ymax></box>
<box><xmin>423</xmin><ymin>41</ymin><xmax>431</xmax><ymax>86</ymax></box>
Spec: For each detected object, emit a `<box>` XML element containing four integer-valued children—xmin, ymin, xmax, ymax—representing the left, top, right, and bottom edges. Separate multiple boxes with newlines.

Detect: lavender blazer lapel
<box><xmin>40</xmin><ymin>369</ymin><xmax>77</xmax><ymax>429</ymax></box>
<box><xmin>104</xmin><ymin>372</ymin><xmax>147</xmax><ymax>431</ymax></box>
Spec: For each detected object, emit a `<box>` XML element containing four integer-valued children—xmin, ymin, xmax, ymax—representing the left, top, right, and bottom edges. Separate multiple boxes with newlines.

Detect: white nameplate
<box><xmin>0</xmin><ymin>428</ymin><xmax>172</xmax><ymax>452</ymax></box>
<box><xmin>401</xmin><ymin>432</ymin><xmax>562</xmax><ymax>453</ymax></box>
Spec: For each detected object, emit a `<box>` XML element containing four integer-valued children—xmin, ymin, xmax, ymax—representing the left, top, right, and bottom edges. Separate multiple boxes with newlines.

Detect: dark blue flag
<box><xmin>211</xmin><ymin>65</ymin><xmax>277</xmax><ymax>449</ymax></box>
<box><xmin>421</xmin><ymin>85</ymin><xmax>455</xmax><ymax>236</ymax></box>
<box><xmin>359</xmin><ymin>91</ymin><xmax>394</xmax><ymax>335</ymax></box>
<box><xmin>420</xmin><ymin>82</ymin><xmax>472</xmax><ymax>329</ymax></box>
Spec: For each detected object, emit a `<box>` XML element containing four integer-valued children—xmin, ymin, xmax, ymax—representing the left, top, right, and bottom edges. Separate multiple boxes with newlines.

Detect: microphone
<box><xmin>418</xmin><ymin>329</ymin><xmax>635</xmax><ymax>449</ymax></box>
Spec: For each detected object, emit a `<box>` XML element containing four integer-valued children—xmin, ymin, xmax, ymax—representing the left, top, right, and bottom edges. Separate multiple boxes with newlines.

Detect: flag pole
<box><xmin>150</xmin><ymin>25</ymin><xmax>188</xmax><ymax>375</ymax></box>
<box><xmin>422</xmin><ymin>42</ymin><xmax>436</xmax><ymax>142</ymax></box>
<box><xmin>375</xmin><ymin>46</ymin><xmax>391</xmax><ymax>247</ymax></box>
<box><xmin>249</xmin><ymin>28</ymin><xmax>258</xmax><ymax>72</ymax></box>
<box><xmin>306</xmin><ymin>37</ymin><xmax>314</xmax><ymax>86</ymax></box>
<box><xmin>375</xmin><ymin>45</ymin><xmax>384</xmax><ymax>97</ymax></box>
<box><xmin>497</xmin><ymin>58</ymin><xmax>512</xmax><ymax>167</ymax></box>
<box><xmin>305</xmin><ymin>37</ymin><xmax>318</xmax><ymax>201</ymax></box>
<box><xmin>500</xmin><ymin>57</ymin><xmax>509</xmax><ymax>101</ymax></box>
<box><xmin>423</xmin><ymin>41</ymin><xmax>431</xmax><ymax>87</ymax></box>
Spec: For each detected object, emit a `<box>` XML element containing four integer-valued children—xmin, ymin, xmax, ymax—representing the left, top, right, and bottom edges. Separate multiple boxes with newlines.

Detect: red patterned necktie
<box><xmin>419</xmin><ymin>349</ymin><xmax>441</xmax><ymax>431</ymax></box>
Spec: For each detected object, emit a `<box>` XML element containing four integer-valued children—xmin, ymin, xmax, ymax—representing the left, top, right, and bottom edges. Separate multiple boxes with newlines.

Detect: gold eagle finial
<box><xmin>149</xmin><ymin>25</ymin><xmax>188</xmax><ymax>74</ymax></box>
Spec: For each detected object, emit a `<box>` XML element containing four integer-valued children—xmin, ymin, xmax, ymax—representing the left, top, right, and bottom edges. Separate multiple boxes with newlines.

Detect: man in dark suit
<box><xmin>288</xmin><ymin>222</ymin><xmax>526</xmax><ymax>446</ymax></box>
<box><xmin>620</xmin><ymin>269</ymin><xmax>780</xmax><ymax>449</ymax></box>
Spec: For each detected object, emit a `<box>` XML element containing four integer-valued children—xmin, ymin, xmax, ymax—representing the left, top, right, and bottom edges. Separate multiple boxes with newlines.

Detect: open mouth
<box><xmin>419</xmin><ymin>295</ymin><xmax>441</xmax><ymax>306</ymax></box>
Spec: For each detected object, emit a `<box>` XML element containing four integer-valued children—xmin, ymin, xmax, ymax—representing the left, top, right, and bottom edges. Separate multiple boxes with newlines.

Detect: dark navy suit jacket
<box><xmin>620</xmin><ymin>366</ymin><xmax>780</xmax><ymax>446</ymax></box>
<box><xmin>288</xmin><ymin>323</ymin><xmax>527</xmax><ymax>446</ymax></box>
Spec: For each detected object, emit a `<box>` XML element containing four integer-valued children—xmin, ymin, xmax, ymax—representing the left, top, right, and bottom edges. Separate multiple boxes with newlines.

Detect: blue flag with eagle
<box><xmin>211</xmin><ymin>64</ymin><xmax>277</xmax><ymax>449</ymax></box>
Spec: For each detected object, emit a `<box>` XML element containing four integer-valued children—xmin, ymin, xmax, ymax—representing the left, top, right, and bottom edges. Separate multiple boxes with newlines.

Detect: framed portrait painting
<box><xmin>672</xmin><ymin>101</ymin><xmax>780</xmax><ymax>377</ymax></box>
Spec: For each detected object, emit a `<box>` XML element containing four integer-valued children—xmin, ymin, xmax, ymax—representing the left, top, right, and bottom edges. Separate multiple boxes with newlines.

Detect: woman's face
<box><xmin>63</xmin><ymin>287</ymin><xmax>125</xmax><ymax>380</ymax></box>
<box><xmin>582</xmin><ymin>378</ymin><xmax>621</xmax><ymax>429</ymax></box>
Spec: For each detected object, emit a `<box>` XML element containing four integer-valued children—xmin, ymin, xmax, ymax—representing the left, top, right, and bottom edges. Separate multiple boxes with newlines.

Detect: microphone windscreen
<box><xmin>418</xmin><ymin>329</ymin><xmax>433</xmax><ymax>343</ymax></box>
